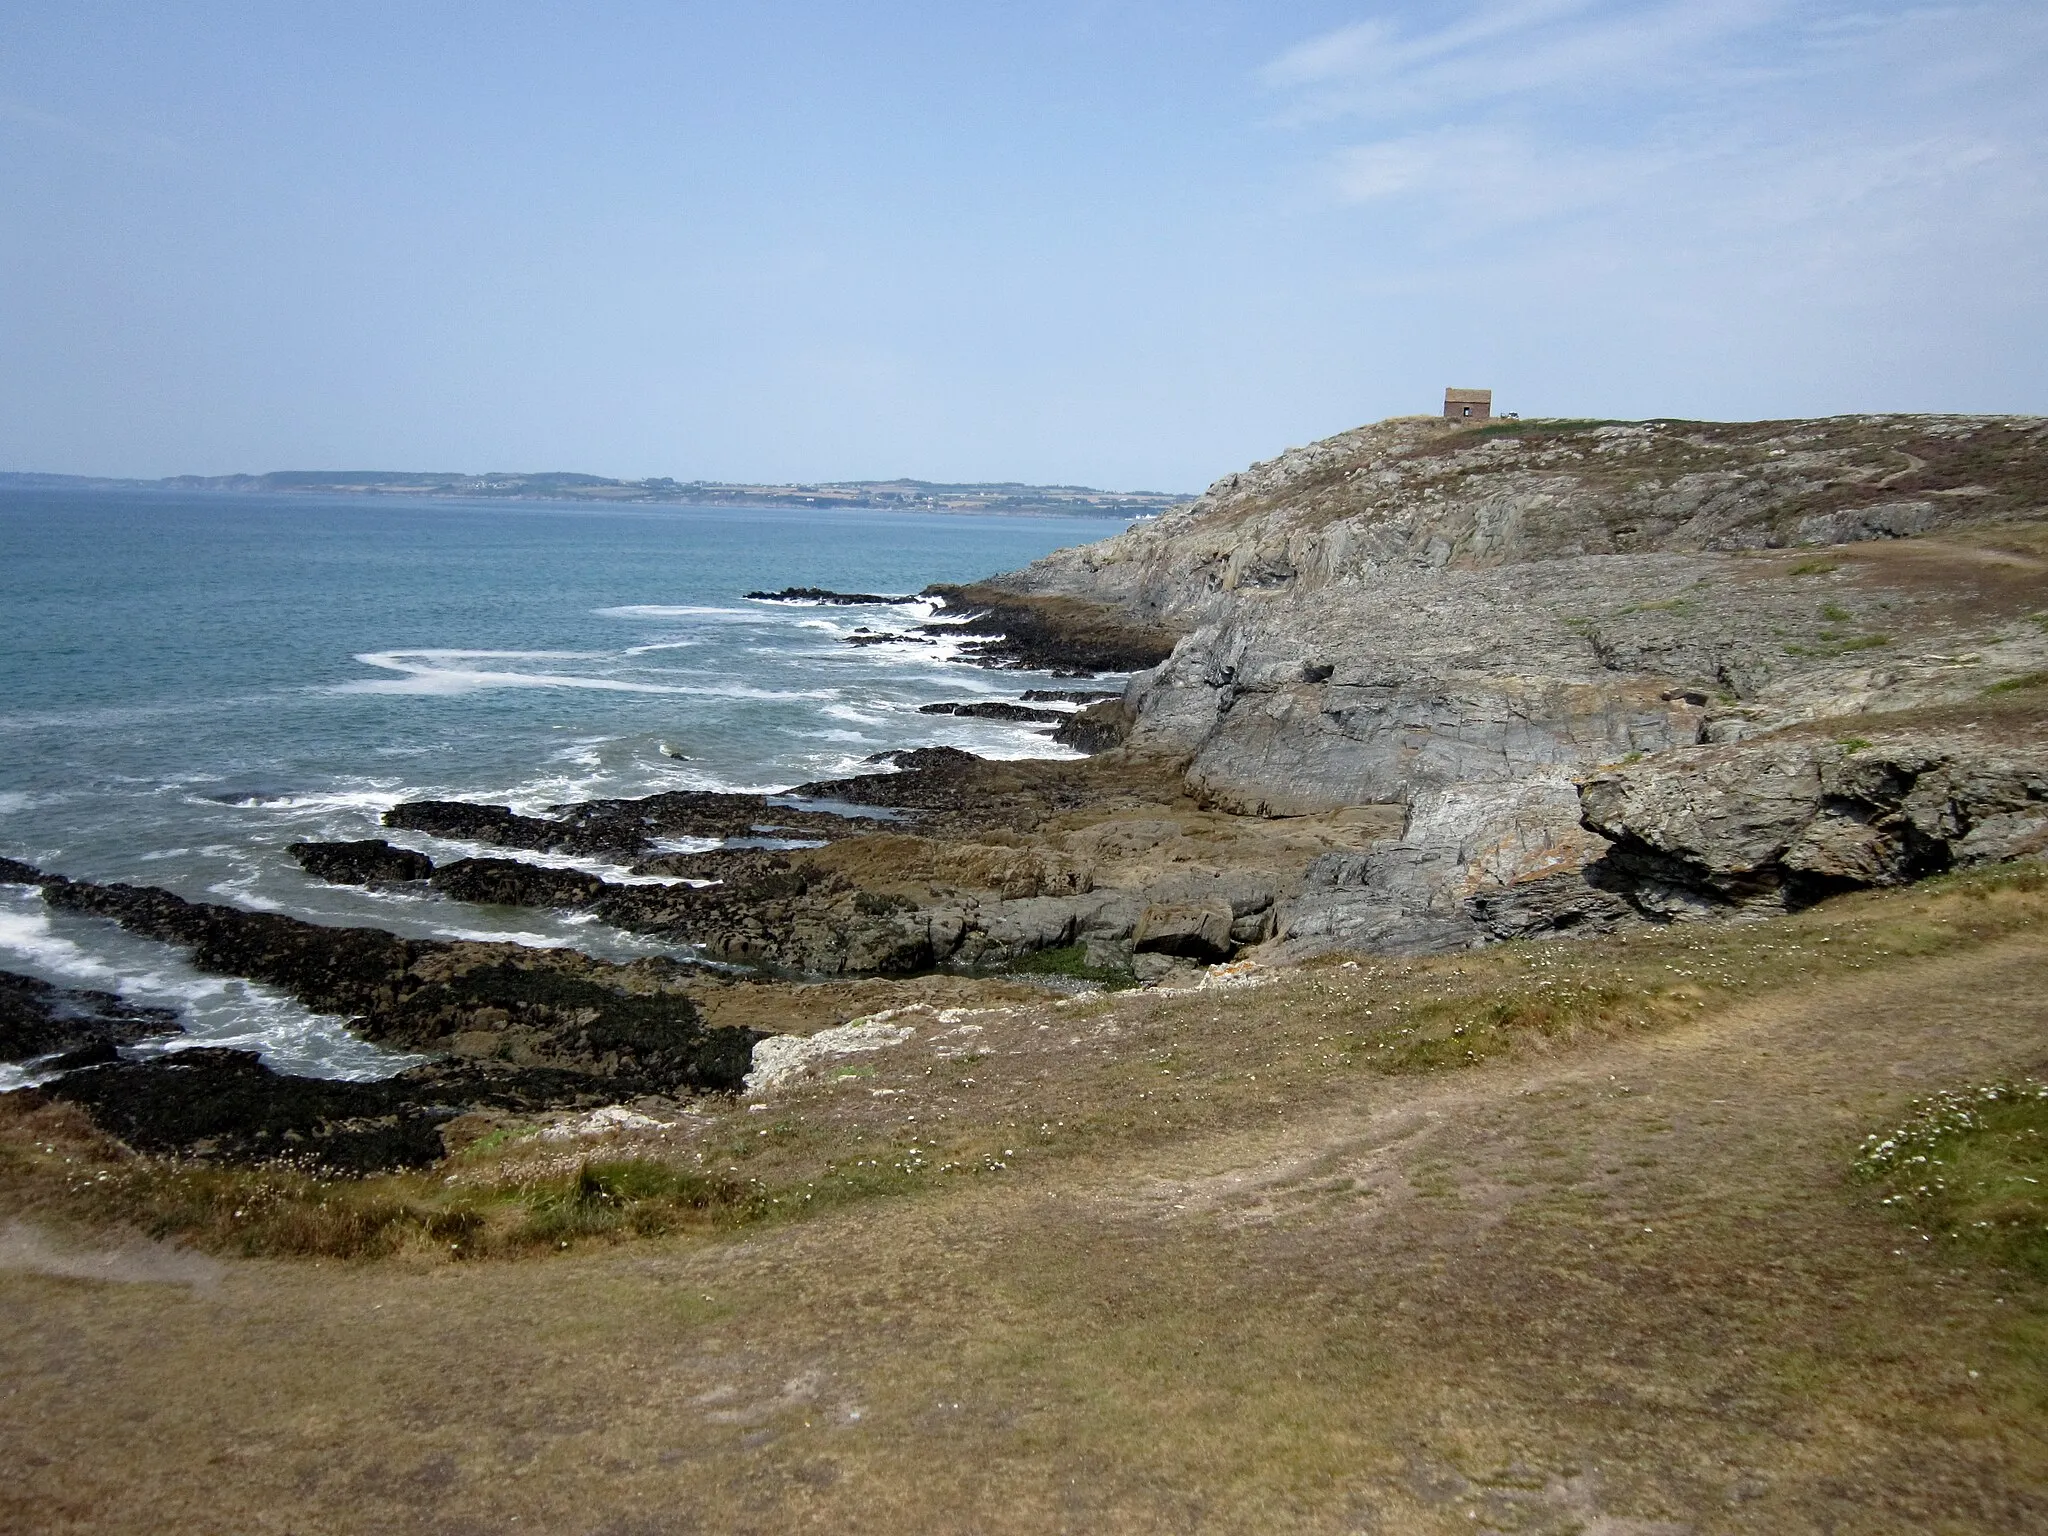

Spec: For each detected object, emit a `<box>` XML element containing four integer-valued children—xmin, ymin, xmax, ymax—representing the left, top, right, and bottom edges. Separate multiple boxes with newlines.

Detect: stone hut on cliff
<box><xmin>1443</xmin><ymin>387</ymin><xmax>1492</xmax><ymax>421</ymax></box>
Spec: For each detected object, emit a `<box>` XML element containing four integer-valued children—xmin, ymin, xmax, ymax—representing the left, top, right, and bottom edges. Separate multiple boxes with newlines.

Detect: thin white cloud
<box><xmin>1263</xmin><ymin>0</ymin><xmax>1605</xmax><ymax>90</ymax></box>
<box><xmin>1271</xmin><ymin>1</ymin><xmax>2048</xmax><ymax>247</ymax></box>
<box><xmin>1265</xmin><ymin>0</ymin><xmax>1785</xmax><ymax>123</ymax></box>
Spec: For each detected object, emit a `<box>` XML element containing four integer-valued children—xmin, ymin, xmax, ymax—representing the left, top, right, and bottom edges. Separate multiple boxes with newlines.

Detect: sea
<box><xmin>0</xmin><ymin>487</ymin><xmax>1132</xmax><ymax>1084</ymax></box>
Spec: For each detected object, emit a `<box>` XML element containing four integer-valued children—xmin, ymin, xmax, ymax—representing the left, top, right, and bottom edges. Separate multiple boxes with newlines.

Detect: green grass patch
<box><xmin>0</xmin><ymin>1116</ymin><xmax>767</xmax><ymax>1261</ymax></box>
<box><xmin>1457</xmin><ymin>418</ymin><xmax>1629</xmax><ymax>440</ymax></box>
<box><xmin>1786</xmin><ymin>634</ymin><xmax>1891</xmax><ymax>658</ymax></box>
<box><xmin>1855</xmin><ymin>1082</ymin><xmax>2048</xmax><ymax>1279</ymax></box>
<box><xmin>1821</xmin><ymin>602</ymin><xmax>1854</xmax><ymax>623</ymax></box>
<box><xmin>1006</xmin><ymin>941</ymin><xmax>1137</xmax><ymax>990</ymax></box>
<box><xmin>1984</xmin><ymin>671</ymin><xmax>2048</xmax><ymax>696</ymax></box>
<box><xmin>1838</xmin><ymin>737</ymin><xmax>1873</xmax><ymax>753</ymax></box>
<box><xmin>1788</xmin><ymin>560</ymin><xmax>1839</xmax><ymax>576</ymax></box>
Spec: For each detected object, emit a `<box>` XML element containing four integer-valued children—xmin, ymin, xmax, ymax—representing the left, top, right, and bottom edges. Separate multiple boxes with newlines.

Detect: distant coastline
<box><xmin>0</xmin><ymin>468</ymin><xmax>1190</xmax><ymax>519</ymax></box>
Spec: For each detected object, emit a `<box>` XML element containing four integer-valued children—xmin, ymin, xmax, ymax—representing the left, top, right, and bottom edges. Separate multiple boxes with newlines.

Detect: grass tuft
<box><xmin>1855</xmin><ymin>1081</ymin><xmax>2048</xmax><ymax>1277</ymax></box>
<box><xmin>1984</xmin><ymin>671</ymin><xmax>2048</xmax><ymax>696</ymax></box>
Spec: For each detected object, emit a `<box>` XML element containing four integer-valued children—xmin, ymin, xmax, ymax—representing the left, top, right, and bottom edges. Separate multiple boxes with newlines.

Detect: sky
<box><xmin>2</xmin><ymin>2</ymin><xmax>2044</xmax><ymax>491</ymax></box>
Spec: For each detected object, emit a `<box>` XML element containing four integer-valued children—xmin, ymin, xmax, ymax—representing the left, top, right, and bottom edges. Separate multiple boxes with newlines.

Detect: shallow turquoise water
<box><xmin>0</xmin><ymin>489</ymin><xmax>1128</xmax><ymax>1076</ymax></box>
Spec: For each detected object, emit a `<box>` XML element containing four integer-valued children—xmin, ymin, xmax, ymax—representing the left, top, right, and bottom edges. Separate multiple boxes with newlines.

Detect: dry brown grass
<box><xmin>4</xmin><ymin>866</ymin><xmax>2048</xmax><ymax>1532</ymax></box>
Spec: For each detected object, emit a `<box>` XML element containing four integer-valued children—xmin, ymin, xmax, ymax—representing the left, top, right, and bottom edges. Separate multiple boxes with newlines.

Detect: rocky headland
<box><xmin>5</xmin><ymin>412</ymin><xmax>2045</xmax><ymax>1174</ymax></box>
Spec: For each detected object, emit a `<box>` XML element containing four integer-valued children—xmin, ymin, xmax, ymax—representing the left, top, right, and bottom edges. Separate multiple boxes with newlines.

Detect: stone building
<box><xmin>1443</xmin><ymin>387</ymin><xmax>1492</xmax><ymax>421</ymax></box>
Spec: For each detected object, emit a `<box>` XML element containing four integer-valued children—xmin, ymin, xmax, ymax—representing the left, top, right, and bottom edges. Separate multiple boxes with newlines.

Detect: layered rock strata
<box><xmin>980</xmin><ymin>414</ymin><xmax>2048</xmax><ymax>952</ymax></box>
<box><xmin>1579</xmin><ymin>728</ymin><xmax>2048</xmax><ymax>918</ymax></box>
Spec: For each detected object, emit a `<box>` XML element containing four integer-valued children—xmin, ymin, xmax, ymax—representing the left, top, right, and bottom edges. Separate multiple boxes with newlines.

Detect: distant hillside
<box><xmin>0</xmin><ymin>468</ymin><xmax>1189</xmax><ymax>518</ymax></box>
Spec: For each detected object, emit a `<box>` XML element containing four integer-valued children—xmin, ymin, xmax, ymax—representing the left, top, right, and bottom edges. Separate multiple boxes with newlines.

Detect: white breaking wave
<box><xmin>0</xmin><ymin>895</ymin><xmax>418</xmax><ymax>1080</ymax></box>
<box><xmin>335</xmin><ymin>650</ymin><xmax>836</xmax><ymax>700</ymax></box>
<box><xmin>621</xmin><ymin>639</ymin><xmax>704</xmax><ymax>656</ymax></box>
<box><xmin>594</xmin><ymin>604</ymin><xmax>766</xmax><ymax>620</ymax></box>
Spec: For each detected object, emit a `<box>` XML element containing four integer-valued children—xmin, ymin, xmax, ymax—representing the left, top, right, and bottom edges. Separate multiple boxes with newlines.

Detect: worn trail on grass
<box><xmin>4</xmin><ymin>935</ymin><xmax>2047</xmax><ymax>1534</ymax></box>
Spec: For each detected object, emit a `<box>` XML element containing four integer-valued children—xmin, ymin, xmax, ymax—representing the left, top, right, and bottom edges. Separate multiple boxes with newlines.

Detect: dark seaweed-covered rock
<box><xmin>381</xmin><ymin>799</ymin><xmax>620</xmax><ymax>855</ymax></box>
<box><xmin>43</xmin><ymin>876</ymin><xmax>421</xmax><ymax>1015</ymax></box>
<box><xmin>1021</xmin><ymin>688</ymin><xmax>1121</xmax><ymax>703</ymax></box>
<box><xmin>844</xmin><ymin>630</ymin><xmax>934</xmax><ymax>647</ymax></box>
<box><xmin>429</xmin><ymin>857</ymin><xmax>608</xmax><ymax>907</ymax></box>
<box><xmin>35</xmin><ymin>1048</ymin><xmax>457</xmax><ymax>1172</ymax></box>
<box><xmin>384</xmin><ymin>789</ymin><xmax>877</xmax><ymax>859</ymax></box>
<box><xmin>1052</xmin><ymin>699</ymin><xmax>1134</xmax><ymax>755</ymax></box>
<box><xmin>746</xmin><ymin>586</ymin><xmax>914</xmax><ymax>604</ymax></box>
<box><xmin>921</xmin><ymin>584</ymin><xmax>1178</xmax><ymax>674</ymax></box>
<box><xmin>33</xmin><ymin>874</ymin><xmax>761</xmax><ymax>1093</ymax></box>
<box><xmin>28</xmin><ymin>1047</ymin><xmax>655</xmax><ymax>1172</ymax></box>
<box><xmin>289</xmin><ymin>839</ymin><xmax>435</xmax><ymax>885</ymax></box>
<box><xmin>788</xmin><ymin>747</ymin><xmax>990</xmax><ymax>810</ymax></box>
<box><xmin>918</xmin><ymin>700</ymin><xmax>1064</xmax><ymax>723</ymax></box>
<box><xmin>0</xmin><ymin>970</ymin><xmax>181</xmax><ymax>1063</ymax></box>
<box><xmin>629</xmin><ymin>846</ymin><xmax>809</xmax><ymax>889</ymax></box>
<box><xmin>0</xmin><ymin>856</ymin><xmax>53</xmax><ymax>886</ymax></box>
<box><xmin>391</xmin><ymin>964</ymin><xmax>757</xmax><ymax>1085</ymax></box>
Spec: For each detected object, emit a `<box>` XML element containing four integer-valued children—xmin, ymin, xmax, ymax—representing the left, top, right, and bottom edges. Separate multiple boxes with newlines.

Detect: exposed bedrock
<box><xmin>1578</xmin><ymin>733</ymin><xmax>2048</xmax><ymax>918</ymax></box>
<box><xmin>970</xmin><ymin>413</ymin><xmax>2048</xmax><ymax>955</ymax></box>
<box><xmin>283</xmin><ymin>760</ymin><xmax>1313</xmax><ymax>978</ymax></box>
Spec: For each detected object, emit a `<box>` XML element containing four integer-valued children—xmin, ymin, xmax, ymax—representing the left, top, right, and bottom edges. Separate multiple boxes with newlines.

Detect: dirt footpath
<box><xmin>5</xmin><ymin>935</ymin><xmax>2047</xmax><ymax>1534</ymax></box>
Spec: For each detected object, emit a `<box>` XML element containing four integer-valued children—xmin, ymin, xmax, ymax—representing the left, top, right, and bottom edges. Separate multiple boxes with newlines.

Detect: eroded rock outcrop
<box><xmin>975</xmin><ymin>414</ymin><xmax>2048</xmax><ymax>953</ymax></box>
<box><xmin>1579</xmin><ymin>732</ymin><xmax>2048</xmax><ymax>917</ymax></box>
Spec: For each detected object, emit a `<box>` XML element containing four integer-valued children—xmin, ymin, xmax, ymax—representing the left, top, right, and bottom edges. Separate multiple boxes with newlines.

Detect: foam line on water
<box><xmin>594</xmin><ymin>604</ymin><xmax>769</xmax><ymax>620</ymax></box>
<box><xmin>336</xmin><ymin>650</ymin><xmax>840</xmax><ymax>700</ymax></box>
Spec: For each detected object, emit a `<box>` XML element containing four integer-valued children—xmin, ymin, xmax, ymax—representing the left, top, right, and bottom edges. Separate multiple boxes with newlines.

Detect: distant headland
<box><xmin>0</xmin><ymin>467</ymin><xmax>1191</xmax><ymax>518</ymax></box>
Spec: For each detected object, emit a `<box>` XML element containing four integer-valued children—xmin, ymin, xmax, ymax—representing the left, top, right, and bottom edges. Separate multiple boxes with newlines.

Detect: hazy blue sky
<box><xmin>3</xmin><ymin>2</ymin><xmax>2043</xmax><ymax>489</ymax></box>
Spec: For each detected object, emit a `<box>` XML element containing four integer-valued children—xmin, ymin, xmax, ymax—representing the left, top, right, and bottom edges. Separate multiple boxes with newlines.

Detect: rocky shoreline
<box><xmin>5</xmin><ymin>412</ymin><xmax>2045</xmax><ymax>1176</ymax></box>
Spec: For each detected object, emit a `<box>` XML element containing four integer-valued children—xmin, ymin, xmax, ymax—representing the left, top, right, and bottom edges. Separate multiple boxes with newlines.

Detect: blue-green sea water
<box><xmin>0</xmin><ymin>488</ymin><xmax>1129</xmax><ymax>1081</ymax></box>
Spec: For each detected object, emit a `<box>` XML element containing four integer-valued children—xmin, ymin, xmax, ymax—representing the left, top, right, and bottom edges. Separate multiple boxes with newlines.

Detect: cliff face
<box><xmin>990</xmin><ymin>414</ymin><xmax>2048</xmax><ymax>953</ymax></box>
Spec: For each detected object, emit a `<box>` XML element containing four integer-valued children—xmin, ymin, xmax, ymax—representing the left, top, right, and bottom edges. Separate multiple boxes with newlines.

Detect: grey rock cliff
<box><xmin>989</xmin><ymin>414</ymin><xmax>2048</xmax><ymax>952</ymax></box>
